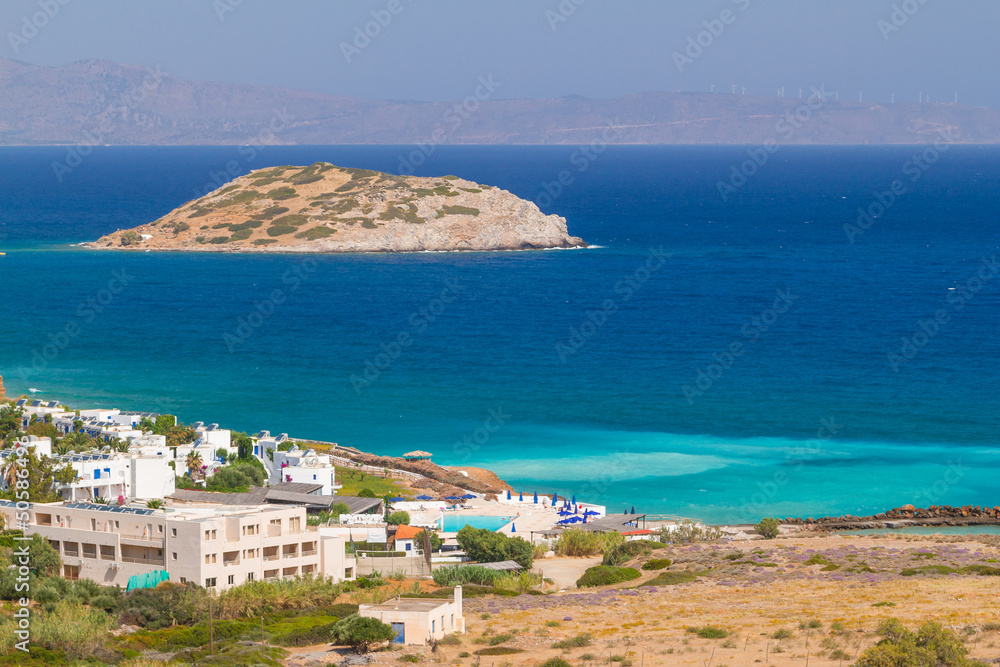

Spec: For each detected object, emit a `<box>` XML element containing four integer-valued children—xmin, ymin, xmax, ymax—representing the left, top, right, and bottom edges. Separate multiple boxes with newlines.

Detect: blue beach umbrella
<box><xmin>390</xmin><ymin>497</ymin><xmax>406</xmax><ymax>502</ymax></box>
<box><xmin>552</xmin><ymin>493</ymin><xmax>558</xmax><ymax>504</ymax></box>
<box><xmin>506</xmin><ymin>490</ymin><xmax>511</xmax><ymax>500</ymax></box>
<box><xmin>510</xmin><ymin>522</ymin><xmax>516</xmax><ymax>533</ymax></box>
<box><xmin>519</xmin><ymin>492</ymin><xmax>523</xmax><ymax>501</ymax></box>
<box><xmin>533</xmin><ymin>491</ymin><xmax>538</xmax><ymax>504</ymax></box>
<box><xmin>571</xmin><ymin>494</ymin><xmax>576</xmax><ymax>504</ymax></box>
<box><xmin>462</xmin><ymin>494</ymin><xmax>477</xmax><ymax>500</ymax></box>
<box><xmin>416</xmin><ymin>494</ymin><xmax>433</xmax><ymax>501</ymax></box>
<box><xmin>631</xmin><ymin>506</ymin><xmax>635</xmax><ymax>514</ymax></box>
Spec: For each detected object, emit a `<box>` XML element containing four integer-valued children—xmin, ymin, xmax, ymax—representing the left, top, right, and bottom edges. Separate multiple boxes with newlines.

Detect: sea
<box><xmin>1</xmin><ymin>145</ymin><xmax>998</xmax><ymax>524</ymax></box>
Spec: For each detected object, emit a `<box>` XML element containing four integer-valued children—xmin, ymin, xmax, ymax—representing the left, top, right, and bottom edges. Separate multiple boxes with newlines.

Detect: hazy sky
<box><xmin>5</xmin><ymin>0</ymin><xmax>1000</xmax><ymax>108</ymax></box>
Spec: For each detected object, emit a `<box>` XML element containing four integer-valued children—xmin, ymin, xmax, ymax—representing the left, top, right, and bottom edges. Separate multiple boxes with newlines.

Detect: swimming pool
<box><xmin>440</xmin><ymin>515</ymin><xmax>514</xmax><ymax>532</ymax></box>
<box><xmin>842</xmin><ymin>525</ymin><xmax>1000</xmax><ymax>536</ymax></box>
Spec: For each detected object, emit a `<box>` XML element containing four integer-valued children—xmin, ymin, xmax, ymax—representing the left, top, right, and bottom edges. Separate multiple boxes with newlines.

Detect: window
<box><xmin>171</xmin><ymin>528</ymin><xmax>177</xmax><ymax>537</ymax></box>
<box><xmin>157</xmin><ymin>525</ymin><xmax>163</xmax><ymax>533</ymax></box>
<box><xmin>205</xmin><ymin>577</ymin><xmax>216</xmax><ymax>588</ymax></box>
<box><xmin>204</xmin><ymin>530</ymin><xmax>210</xmax><ymax>541</ymax></box>
<box><xmin>180</xmin><ymin>577</ymin><xmax>187</xmax><ymax>584</ymax></box>
<box><xmin>246</xmin><ymin>572</ymin><xmax>254</xmax><ymax>581</ymax></box>
<box><xmin>172</xmin><ymin>552</ymin><xmax>178</xmax><ymax>561</ymax></box>
<box><xmin>313</xmin><ymin>474</ymin><xmax>316</xmax><ymax>480</ymax></box>
<box><xmin>405</xmin><ymin>543</ymin><xmax>411</xmax><ymax>551</ymax></box>
<box><xmin>114</xmin><ymin>521</ymin><xmax>119</xmax><ymax>529</ymax></box>
<box><xmin>432</xmin><ymin>620</ymin><xmax>435</xmax><ymax>633</ymax></box>
<box><xmin>228</xmin><ymin>575</ymin><xmax>235</xmax><ymax>585</ymax></box>
<box><xmin>451</xmin><ymin>614</ymin><xmax>454</xmax><ymax>628</ymax></box>
<box><xmin>94</xmin><ymin>469</ymin><xmax>101</xmax><ymax>479</ymax></box>
<box><xmin>441</xmin><ymin>616</ymin><xmax>444</xmax><ymax>631</ymax></box>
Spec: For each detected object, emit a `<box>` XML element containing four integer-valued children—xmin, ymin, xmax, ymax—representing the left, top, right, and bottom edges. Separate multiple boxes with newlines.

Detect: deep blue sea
<box><xmin>2</xmin><ymin>145</ymin><xmax>998</xmax><ymax>523</ymax></box>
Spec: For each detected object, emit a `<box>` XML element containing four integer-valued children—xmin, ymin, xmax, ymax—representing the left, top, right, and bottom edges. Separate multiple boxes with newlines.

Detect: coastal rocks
<box><xmin>786</xmin><ymin>503</ymin><xmax>1000</xmax><ymax>532</ymax></box>
<box><xmin>0</xmin><ymin>375</ymin><xmax>5</xmax><ymax>402</ymax></box>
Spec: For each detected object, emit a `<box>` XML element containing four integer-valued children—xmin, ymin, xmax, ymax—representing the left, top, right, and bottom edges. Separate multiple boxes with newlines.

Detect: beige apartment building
<box><xmin>0</xmin><ymin>500</ymin><xmax>355</xmax><ymax>590</ymax></box>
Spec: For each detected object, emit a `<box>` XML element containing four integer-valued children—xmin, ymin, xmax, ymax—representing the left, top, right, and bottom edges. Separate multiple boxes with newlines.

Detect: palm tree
<box><xmin>185</xmin><ymin>451</ymin><xmax>204</xmax><ymax>480</ymax></box>
<box><xmin>53</xmin><ymin>439</ymin><xmax>74</xmax><ymax>456</ymax></box>
<box><xmin>64</xmin><ymin>431</ymin><xmax>93</xmax><ymax>452</ymax></box>
<box><xmin>108</xmin><ymin>438</ymin><xmax>129</xmax><ymax>453</ymax></box>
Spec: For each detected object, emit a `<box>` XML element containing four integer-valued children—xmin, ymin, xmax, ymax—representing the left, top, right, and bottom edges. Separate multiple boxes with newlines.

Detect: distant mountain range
<box><xmin>4</xmin><ymin>58</ymin><xmax>1000</xmax><ymax>146</ymax></box>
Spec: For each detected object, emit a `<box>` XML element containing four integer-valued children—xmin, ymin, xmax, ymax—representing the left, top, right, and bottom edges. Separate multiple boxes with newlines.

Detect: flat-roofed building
<box><xmin>0</xmin><ymin>500</ymin><xmax>355</xmax><ymax>591</ymax></box>
<box><xmin>359</xmin><ymin>586</ymin><xmax>464</xmax><ymax>645</ymax></box>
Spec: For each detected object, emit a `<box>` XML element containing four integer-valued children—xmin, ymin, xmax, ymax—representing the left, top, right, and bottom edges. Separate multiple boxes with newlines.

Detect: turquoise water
<box><xmin>2</xmin><ymin>146</ymin><xmax>999</xmax><ymax>524</ymax></box>
<box><xmin>844</xmin><ymin>526</ymin><xmax>1000</xmax><ymax>536</ymax></box>
<box><xmin>440</xmin><ymin>516</ymin><xmax>514</xmax><ymax>532</ymax></box>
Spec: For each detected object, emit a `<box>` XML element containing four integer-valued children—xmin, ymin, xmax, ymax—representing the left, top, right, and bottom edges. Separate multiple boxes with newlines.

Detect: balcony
<box><xmin>121</xmin><ymin>555</ymin><xmax>164</xmax><ymax>566</ymax></box>
<box><xmin>263</xmin><ymin>554</ymin><xmax>280</xmax><ymax>562</ymax></box>
<box><xmin>301</xmin><ymin>549</ymin><xmax>317</xmax><ymax>557</ymax></box>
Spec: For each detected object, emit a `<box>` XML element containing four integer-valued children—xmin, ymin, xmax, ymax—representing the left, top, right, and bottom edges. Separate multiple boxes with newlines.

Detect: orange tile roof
<box><xmin>393</xmin><ymin>524</ymin><xmax>425</xmax><ymax>540</ymax></box>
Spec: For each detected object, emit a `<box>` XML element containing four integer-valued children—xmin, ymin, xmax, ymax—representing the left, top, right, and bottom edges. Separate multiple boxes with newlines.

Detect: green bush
<box><xmin>266</xmin><ymin>187</ymin><xmax>297</xmax><ymax>201</ymax></box>
<box><xmin>438</xmin><ymin>205</ymin><xmax>480</xmax><ymax>217</ymax></box>
<box><xmin>387</xmin><ymin>511</ymin><xmax>410</xmax><ymax>526</ymax></box>
<box><xmin>551</xmin><ymin>633</ymin><xmax>592</xmax><ymax>649</ymax></box>
<box><xmin>855</xmin><ymin>619</ymin><xmax>974</xmax><ymax>667</ymax></box>
<box><xmin>456</xmin><ymin>526</ymin><xmax>533</xmax><ymax>569</ymax></box>
<box><xmin>687</xmin><ymin>625</ymin><xmax>729</xmax><ymax>639</ymax></box>
<box><xmin>475</xmin><ymin>646</ymin><xmax>524</xmax><ymax>655</ymax></box>
<box><xmin>120</xmin><ymin>230</ymin><xmax>142</xmax><ymax>246</ymax></box>
<box><xmin>266</xmin><ymin>225</ymin><xmax>296</xmax><ymax>237</ymax></box>
<box><xmin>330</xmin><ymin>614</ymin><xmax>395</xmax><ymax>653</ymax></box>
<box><xmin>641</xmin><ymin>558</ymin><xmax>672</xmax><ymax>571</ymax></box>
<box><xmin>295</xmin><ymin>226</ymin><xmax>336</xmax><ymax>240</ymax></box>
<box><xmin>539</xmin><ymin>659</ymin><xmax>573</xmax><ymax>667</ymax></box>
<box><xmin>553</xmin><ymin>528</ymin><xmax>623</xmax><ymax>557</ymax></box>
<box><xmin>432</xmin><ymin>565</ymin><xmax>502</xmax><ymax>587</ymax></box>
<box><xmin>602</xmin><ymin>541</ymin><xmax>652</xmax><ymax>566</ymax></box>
<box><xmin>576</xmin><ymin>566</ymin><xmax>641</xmax><ymax>588</ymax></box>
<box><xmin>754</xmin><ymin>517</ymin><xmax>780</xmax><ymax>539</ymax></box>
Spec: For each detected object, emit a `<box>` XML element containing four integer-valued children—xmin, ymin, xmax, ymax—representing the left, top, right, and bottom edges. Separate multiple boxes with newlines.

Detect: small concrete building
<box><xmin>359</xmin><ymin>586</ymin><xmax>464</xmax><ymax>646</ymax></box>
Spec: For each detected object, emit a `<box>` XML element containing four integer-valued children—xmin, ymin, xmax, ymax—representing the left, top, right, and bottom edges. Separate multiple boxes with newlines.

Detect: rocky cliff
<box><xmin>87</xmin><ymin>163</ymin><xmax>586</xmax><ymax>253</ymax></box>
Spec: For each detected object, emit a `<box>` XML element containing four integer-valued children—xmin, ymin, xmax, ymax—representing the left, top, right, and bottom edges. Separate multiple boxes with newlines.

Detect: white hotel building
<box><xmin>0</xmin><ymin>500</ymin><xmax>355</xmax><ymax>590</ymax></box>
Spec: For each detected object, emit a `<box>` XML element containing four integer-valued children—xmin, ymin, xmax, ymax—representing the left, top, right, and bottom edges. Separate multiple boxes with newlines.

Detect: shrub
<box><xmin>540</xmin><ymin>659</ymin><xmax>573</xmax><ymax>667</ymax></box>
<box><xmin>553</xmin><ymin>528</ymin><xmax>623</xmax><ymax>557</ymax></box>
<box><xmin>639</xmin><ymin>570</ymin><xmax>698</xmax><ymax>586</ymax></box>
<box><xmin>641</xmin><ymin>558</ymin><xmax>672</xmax><ymax>571</ymax></box>
<box><xmin>295</xmin><ymin>226</ymin><xmax>336</xmax><ymax>240</ymax></box>
<box><xmin>456</xmin><ymin>526</ymin><xmax>533</xmax><ymax>569</ymax></box>
<box><xmin>437</xmin><ymin>633</ymin><xmax>462</xmax><ymax>646</ymax></box>
<box><xmin>602</xmin><ymin>541</ymin><xmax>652</xmax><ymax>566</ymax></box>
<box><xmin>754</xmin><ymin>518</ymin><xmax>780</xmax><ymax>539</ymax></box>
<box><xmin>266</xmin><ymin>187</ymin><xmax>297</xmax><ymax>200</ymax></box>
<box><xmin>267</xmin><ymin>225</ymin><xmax>296</xmax><ymax>236</ymax></box>
<box><xmin>330</xmin><ymin>614</ymin><xmax>395</xmax><ymax>653</ymax></box>
<box><xmin>687</xmin><ymin>626</ymin><xmax>729</xmax><ymax>639</ymax></box>
<box><xmin>387</xmin><ymin>511</ymin><xmax>410</xmax><ymax>526</ymax></box>
<box><xmin>772</xmin><ymin>629</ymin><xmax>794</xmax><ymax>639</ymax></box>
<box><xmin>475</xmin><ymin>647</ymin><xmax>524</xmax><ymax>655</ymax></box>
<box><xmin>551</xmin><ymin>633</ymin><xmax>592</xmax><ymax>649</ymax></box>
<box><xmin>120</xmin><ymin>230</ymin><xmax>142</xmax><ymax>246</ymax></box>
<box><xmin>271</xmin><ymin>214</ymin><xmax>309</xmax><ymax>226</ymax></box>
<box><xmin>576</xmin><ymin>566</ymin><xmax>641</xmax><ymax>588</ymax></box>
<box><xmin>855</xmin><ymin>619</ymin><xmax>973</xmax><ymax>667</ymax></box>
<box><xmin>658</xmin><ymin>521</ymin><xmax>724</xmax><ymax>544</ymax></box>
<box><xmin>439</xmin><ymin>205</ymin><xmax>480</xmax><ymax>217</ymax></box>
<box><xmin>432</xmin><ymin>565</ymin><xmax>502</xmax><ymax>587</ymax></box>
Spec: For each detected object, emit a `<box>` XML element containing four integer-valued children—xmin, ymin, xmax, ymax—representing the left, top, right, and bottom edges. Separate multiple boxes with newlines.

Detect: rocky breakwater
<box><xmin>779</xmin><ymin>504</ymin><xmax>1000</xmax><ymax>532</ymax></box>
<box><xmin>87</xmin><ymin>163</ymin><xmax>587</xmax><ymax>254</ymax></box>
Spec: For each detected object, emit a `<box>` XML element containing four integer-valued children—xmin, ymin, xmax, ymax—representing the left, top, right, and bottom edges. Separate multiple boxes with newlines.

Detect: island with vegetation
<box><xmin>87</xmin><ymin>163</ymin><xmax>587</xmax><ymax>253</ymax></box>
